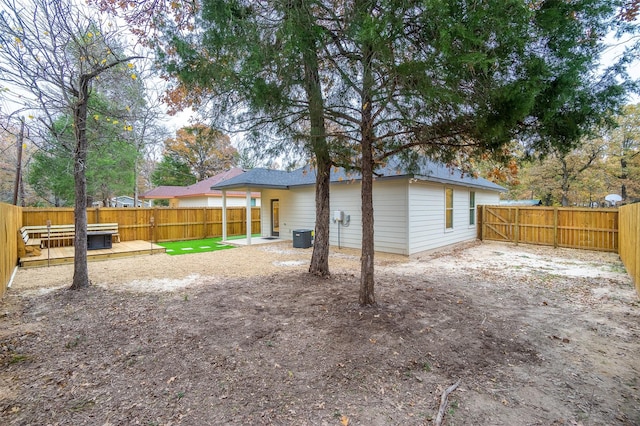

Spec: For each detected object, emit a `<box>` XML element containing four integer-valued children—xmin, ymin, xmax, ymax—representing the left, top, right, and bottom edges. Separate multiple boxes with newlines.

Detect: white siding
<box><xmin>261</xmin><ymin>188</ymin><xmax>316</xmax><ymax>239</ymax></box>
<box><xmin>177</xmin><ymin>197</ymin><xmax>211</xmax><ymax>207</ymax></box>
<box><xmin>326</xmin><ymin>181</ymin><xmax>364</xmax><ymax>251</ymax></box>
<box><xmin>259</xmin><ymin>179</ymin><xmax>499</xmax><ymax>255</ymax></box>
<box><xmin>407</xmin><ymin>181</ymin><xmax>446</xmax><ymax>254</ymax></box>
<box><xmin>372</xmin><ymin>180</ymin><xmax>410</xmax><ymax>254</ymax></box>
<box><xmin>261</xmin><ymin>180</ymin><xmax>410</xmax><ymax>254</ymax></box>
<box><xmin>408</xmin><ymin>182</ymin><xmax>499</xmax><ymax>255</ymax></box>
<box><xmin>286</xmin><ymin>180</ymin><xmax>410</xmax><ymax>254</ymax></box>
<box><xmin>474</xmin><ymin>190</ymin><xmax>499</xmax><ymax>207</ymax></box>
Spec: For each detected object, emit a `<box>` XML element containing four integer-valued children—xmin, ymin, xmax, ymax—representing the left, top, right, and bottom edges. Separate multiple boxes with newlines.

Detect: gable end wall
<box><xmin>407</xmin><ymin>181</ymin><xmax>499</xmax><ymax>254</ymax></box>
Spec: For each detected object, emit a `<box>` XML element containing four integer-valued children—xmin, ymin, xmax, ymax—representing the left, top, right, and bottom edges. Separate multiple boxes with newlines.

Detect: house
<box><xmin>211</xmin><ymin>158</ymin><xmax>505</xmax><ymax>255</ymax></box>
<box><xmin>112</xmin><ymin>196</ymin><xmax>151</xmax><ymax>207</ymax></box>
<box><xmin>91</xmin><ymin>196</ymin><xmax>151</xmax><ymax>207</ymax></box>
<box><xmin>140</xmin><ymin>168</ymin><xmax>261</xmax><ymax>208</ymax></box>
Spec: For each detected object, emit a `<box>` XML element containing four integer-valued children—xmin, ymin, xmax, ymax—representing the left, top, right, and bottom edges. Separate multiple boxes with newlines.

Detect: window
<box><xmin>469</xmin><ymin>191</ymin><xmax>476</xmax><ymax>225</ymax></box>
<box><xmin>445</xmin><ymin>188</ymin><xmax>453</xmax><ymax>229</ymax></box>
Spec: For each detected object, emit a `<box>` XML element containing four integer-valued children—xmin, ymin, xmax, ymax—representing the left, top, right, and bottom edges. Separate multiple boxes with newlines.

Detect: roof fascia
<box><xmin>413</xmin><ymin>174</ymin><xmax>506</xmax><ymax>192</ymax></box>
<box><xmin>212</xmin><ymin>183</ymin><xmax>290</xmax><ymax>191</ymax></box>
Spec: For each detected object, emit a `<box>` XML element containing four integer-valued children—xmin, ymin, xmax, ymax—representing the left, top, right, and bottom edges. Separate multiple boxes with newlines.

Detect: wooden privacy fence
<box><xmin>479</xmin><ymin>206</ymin><xmax>619</xmax><ymax>252</ymax></box>
<box><xmin>0</xmin><ymin>203</ymin><xmax>21</xmax><ymax>299</ymax></box>
<box><xmin>619</xmin><ymin>203</ymin><xmax>640</xmax><ymax>295</ymax></box>
<box><xmin>22</xmin><ymin>207</ymin><xmax>261</xmax><ymax>243</ymax></box>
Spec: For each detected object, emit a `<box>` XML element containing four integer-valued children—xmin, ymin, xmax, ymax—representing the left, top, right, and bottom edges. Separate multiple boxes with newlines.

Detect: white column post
<box><xmin>222</xmin><ymin>190</ymin><xmax>227</xmax><ymax>241</ymax></box>
<box><xmin>246</xmin><ymin>190</ymin><xmax>252</xmax><ymax>245</ymax></box>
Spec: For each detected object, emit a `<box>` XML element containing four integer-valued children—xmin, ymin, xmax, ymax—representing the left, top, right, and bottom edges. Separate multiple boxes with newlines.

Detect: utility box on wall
<box><xmin>292</xmin><ymin>229</ymin><xmax>313</xmax><ymax>248</ymax></box>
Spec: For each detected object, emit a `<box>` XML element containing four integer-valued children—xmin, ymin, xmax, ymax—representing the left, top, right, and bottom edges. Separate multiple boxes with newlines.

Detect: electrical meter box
<box><xmin>333</xmin><ymin>210</ymin><xmax>344</xmax><ymax>222</ymax></box>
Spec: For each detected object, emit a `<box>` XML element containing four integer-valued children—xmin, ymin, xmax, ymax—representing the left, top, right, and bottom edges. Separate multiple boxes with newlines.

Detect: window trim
<box><xmin>469</xmin><ymin>191</ymin><xmax>476</xmax><ymax>227</ymax></box>
<box><xmin>445</xmin><ymin>187</ymin><xmax>454</xmax><ymax>230</ymax></box>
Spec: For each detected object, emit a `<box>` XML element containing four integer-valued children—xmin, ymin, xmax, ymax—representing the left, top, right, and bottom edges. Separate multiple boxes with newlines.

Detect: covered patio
<box><xmin>222</xmin><ymin>236</ymin><xmax>282</xmax><ymax>246</ymax></box>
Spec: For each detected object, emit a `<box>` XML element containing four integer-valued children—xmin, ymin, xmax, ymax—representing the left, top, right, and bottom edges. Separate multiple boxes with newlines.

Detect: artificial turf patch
<box><xmin>158</xmin><ymin>237</ymin><xmax>236</xmax><ymax>255</ymax></box>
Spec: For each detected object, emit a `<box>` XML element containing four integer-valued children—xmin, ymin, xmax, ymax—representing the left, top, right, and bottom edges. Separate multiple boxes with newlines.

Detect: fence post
<box><xmin>201</xmin><ymin>207</ymin><xmax>205</xmax><ymax>238</ymax></box>
<box><xmin>149</xmin><ymin>215</ymin><xmax>155</xmax><ymax>245</ymax></box>
<box><xmin>153</xmin><ymin>207</ymin><xmax>158</xmax><ymax>242</ymax></box>
<box><xmin>481</xmin><ymin>205</ymin><xmax>486</xmax><ymax>241</ymax></box>
<box><xmin>514</xmin><ymin>207</ymin><xmax>520</xmax><ymax>245</ymax></box>
<box><xmin>636</xmin><ymin>205</ymin><xmax>640</xmax><ymax>295</ymax></box>
<box><xmin>553</xmin><ymin>207</ymin><xmax>558</xmax><ymax>248</ymax></box>
<box><xmin>478</xmin><ymin>205</ymin><xmax>484</xmax><ymax>241</ymax></box>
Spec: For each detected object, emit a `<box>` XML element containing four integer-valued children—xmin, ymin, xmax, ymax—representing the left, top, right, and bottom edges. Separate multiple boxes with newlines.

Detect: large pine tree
<box><xmin>105</xmin><ymin>0</ymin><xmax>636</xmax><ymax>304</ymax></box>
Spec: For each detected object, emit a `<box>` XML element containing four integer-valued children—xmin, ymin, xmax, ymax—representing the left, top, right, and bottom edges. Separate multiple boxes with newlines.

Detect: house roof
<box><xmin>499</xmin><ymin>199</ymin><xmax>543</xmax><ymax>206</ymax></box>
<box><xmin>140</xmin><ymin>168</ymin><xmax>260</xmax><ymax>199</ymax></box>
<box><xmin>140</xmin><ymin>185</ymin><xmax>188</xmax><ymax>199</ymax></box>
<box><xmin>211</xmin><ymin>158</ymin><xmax>506</xmax><ymax>192</ymax></box>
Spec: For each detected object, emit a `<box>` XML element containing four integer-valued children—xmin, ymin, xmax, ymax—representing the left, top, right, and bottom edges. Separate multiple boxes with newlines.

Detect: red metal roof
<box><xmin>140</xmin><ymin>168</ymin><xmax>260</xmax><ymax>199</ymax></box>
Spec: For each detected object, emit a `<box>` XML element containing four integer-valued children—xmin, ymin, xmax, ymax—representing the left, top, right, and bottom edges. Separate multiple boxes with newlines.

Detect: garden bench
<box><xmin>22</xmin><ymin>223</ymin><xmax>120</xmax><ymax>248</ymax></box>
<box><xmin>17</xmin><ymin>227</ymin><xmax>41</xmax><ymax>257</ymax></box>
<box><xmin>39</xmin><ymin>225</ymin><xmax>75</xmax><ymax>248</ymax></box>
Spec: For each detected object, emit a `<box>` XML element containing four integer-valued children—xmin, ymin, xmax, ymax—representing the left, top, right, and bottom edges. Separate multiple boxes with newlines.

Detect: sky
<box><xmin>601</xmin><ymin>31</ymin><xmax>640</xmax><ymax>102</ymax></box>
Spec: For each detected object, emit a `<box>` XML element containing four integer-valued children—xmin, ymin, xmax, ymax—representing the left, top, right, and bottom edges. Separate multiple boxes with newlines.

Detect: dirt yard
<box><xmin>1</xmin><ymin>240</ymin><xmax>638</xmax><ymax>425</ymax></box>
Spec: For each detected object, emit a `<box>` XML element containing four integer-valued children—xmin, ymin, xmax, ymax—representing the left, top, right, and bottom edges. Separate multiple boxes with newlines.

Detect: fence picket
<box><xmin>21</xmin><ymin>207</ymin><xmax>261</xmax><ymax>243</ymax></box>
<box><xmin>619</xmin><ymin>204</ymin><xmax>640</xmax><ymax>295</ymax></box>
<box><xmin>0</xmin><ymin>203</ymin><xmax>21</xmax><ymax>299</ymax></box>
<box><xmin>481</xmin><ymin>206</ymin><xmax>618</xmax><ymax>252</ymax></box>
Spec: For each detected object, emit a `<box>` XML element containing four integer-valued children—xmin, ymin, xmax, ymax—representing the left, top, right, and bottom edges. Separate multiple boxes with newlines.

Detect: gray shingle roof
<box><xmin>211</xmin><ymin>158</ymin><xmax>505</xmax><ymax>192</ymax></box>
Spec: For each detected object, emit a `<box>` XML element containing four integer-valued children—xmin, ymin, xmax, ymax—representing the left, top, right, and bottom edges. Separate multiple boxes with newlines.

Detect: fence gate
<box><xmin>481</xmin><ymin>206</ymin><xmax>516</xmax><ymax>242</ymax></box>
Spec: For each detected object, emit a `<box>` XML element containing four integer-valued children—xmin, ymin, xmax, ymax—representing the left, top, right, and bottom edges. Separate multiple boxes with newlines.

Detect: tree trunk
<box><xmin>560</xmin><ymin>158</ymin><xmax>570</xmax><ymax>207</ymax></box>
<box><xmin>359</xmin><ymin>42</ymin><xmax>375</xmax><ymax>306</ymax></box>
<box><xmin>12</xmin><ymin>119</ymin><xmax>24</xmax><ymax>206</ymax></box>
<box><xmin>621</xmin><ymin>158</ymin><xmax>627</xmax><ymax>201</ymax></box>
<box><xmin>360</xmin><ymin>133</ymin><xmax>375</xmax><ymax>305</ymax></box>
<box><xmin>310</xmin><ymin>160</ymin><xmax>331</xmax><ymax>276</ymax></box>
<box><xmin>293</xmin><ymin>0</ymin><xmax>331</xmax><ymax>277</ymax></box>
<box><xmin>70</xmin><ymin>75</ymin><xmax>90</xmax><ymax>290</ymax></box>
<box><xmin>133</xmin><ymin>158</ymin><xmax>139</xmax><ymax>207</ymax></box>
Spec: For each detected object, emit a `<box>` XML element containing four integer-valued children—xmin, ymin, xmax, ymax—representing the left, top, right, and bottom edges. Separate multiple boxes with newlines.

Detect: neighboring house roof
<box><xmin>140</xmin><ymin>168</ymin><xmax>260</xmax><ymax>200</ymax></box>
<box><xmin>112</xmin><ymin>196</ymin><xmax>151</xmax><ymax>207</ymax></box>
<box><xmin>211</xmin><ymin>158</ymin><xmax>506</xmax><ymax>192</ymax></box>
<box><xmin>499</xmin><ymin>199</ymin><xmax>543</xmax><ymax>206</ymax></box>
<box><xmin>139</xmin><ymin>185</ymin><xmax>188</xmax><ymax>199</ymax></box>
